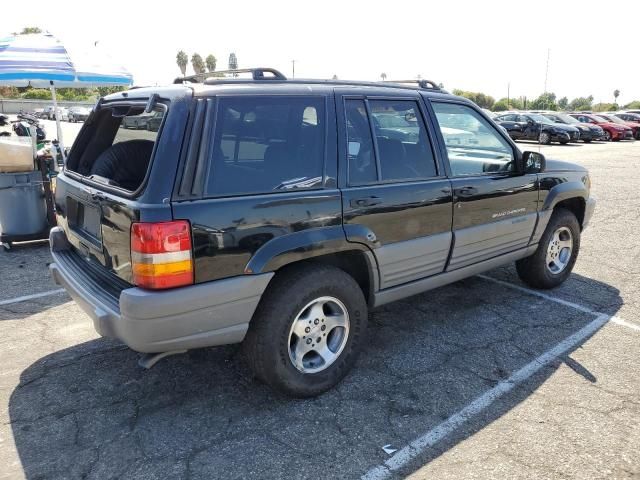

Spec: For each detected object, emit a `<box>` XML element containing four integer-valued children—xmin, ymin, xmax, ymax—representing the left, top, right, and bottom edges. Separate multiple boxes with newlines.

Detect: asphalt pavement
<box><xmin>0</xmin><ymin>139</ymin><xmax>638</xmax><ymax>480</ymax></box>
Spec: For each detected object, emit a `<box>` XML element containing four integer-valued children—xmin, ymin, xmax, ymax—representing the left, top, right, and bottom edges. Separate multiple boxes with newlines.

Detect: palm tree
<box><xmin>380</xmin><ymin>72</ymin><xmax>387</xmax><ymax>82</ymax></box>
<box><xmin>191</xmin><ymin>53</ymin><xmax>205</xmax><ymax>74</ymax></box>
<box><xmin>614</xmin><ymin>89</ymin><xmax>620</xmax><ymax>104</ymax></box>
<box><xmin>176</xmin><ymin>50</ymin><xmax>188</xmax><ymax>76</ymax></box>
<box><xmin>228</xmin><ymin>53</ymin><xmax>238</xmax><ymax>77</ymax></box>
<box><xmin>205</xmin><ymin>55</ymin><xmax>217</xmax><ymax>72</ymax></box>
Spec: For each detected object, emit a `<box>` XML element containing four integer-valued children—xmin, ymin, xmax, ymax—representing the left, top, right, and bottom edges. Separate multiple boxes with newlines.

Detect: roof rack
<box><xmin>386</xmin><ymin>79</ymin><xmax>441</xmax><ymax>90</ymax></box>
<box><xmin>173</xmin><ymin>66</ymin><xmax>444</xmax><ymax>93</ymax></box>
<box><xmin>174</xmin><ymin>67</ymin><xmax>286</xmax><ymax>84</ymax></box>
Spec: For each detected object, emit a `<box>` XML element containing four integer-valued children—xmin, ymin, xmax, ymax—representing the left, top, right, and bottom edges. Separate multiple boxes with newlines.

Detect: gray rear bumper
<box><xmin>49</xmin><ymin>227</ymin><xmax>273</xmax><ymax>353</ymax></box>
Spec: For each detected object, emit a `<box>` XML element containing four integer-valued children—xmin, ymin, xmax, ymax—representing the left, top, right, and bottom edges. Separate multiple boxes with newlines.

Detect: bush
<box><xmin>0</xmin><ymin>86</ymin><xmax>20</xmax><ymax>99</ymax></box>
<box><xmin>21</xmin><ymin>88</ymin><xmax>52</xmax><ymax>100</ymax></box>
<box><xmin>593</xmin><ymin>103</ymin><xmax>618</xmax><ymax>112</ymax></box>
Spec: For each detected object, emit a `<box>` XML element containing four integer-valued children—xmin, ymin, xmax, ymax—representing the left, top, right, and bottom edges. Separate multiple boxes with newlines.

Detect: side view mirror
<box><xmin>527</xmin><ymin>119</ymin><xmax>534</xmax><ymax>125</ymax></box>
<box><xmin>521</xmin><ymin>151</ymin><xmax>546</xmax><ymax>173</ymax></box>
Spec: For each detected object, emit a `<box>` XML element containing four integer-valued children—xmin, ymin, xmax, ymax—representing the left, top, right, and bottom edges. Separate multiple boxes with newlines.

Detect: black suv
<box><xmin>49</xmin><ymin>68</ymin><xmax>595</xmax><ymax>397</ymax></box>
<box><xmin>494</xmin><ymin>112</ymin><xmax>581</xmax><ymax>144</ymax></box>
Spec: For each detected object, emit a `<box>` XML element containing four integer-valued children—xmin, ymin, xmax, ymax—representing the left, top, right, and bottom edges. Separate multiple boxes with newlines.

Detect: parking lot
<box><xmin>0</xmin><ymin>140</ymin><xmax>639</xmax><ymax>479</ymax></box>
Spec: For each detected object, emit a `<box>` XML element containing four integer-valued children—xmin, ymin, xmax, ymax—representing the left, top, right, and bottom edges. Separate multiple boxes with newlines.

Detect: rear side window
<box><xmin>345</xmin><ymin>100</ymin><xmax>377</xmax><ymax>185</ymax></box>
<box><xmin>205</xmin><ymin>96</ymin><xmax>325</xmax><ymax>196</ymax></box>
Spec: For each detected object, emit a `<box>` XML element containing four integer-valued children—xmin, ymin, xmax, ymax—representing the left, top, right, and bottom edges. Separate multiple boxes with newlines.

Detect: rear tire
<box><xmin>516</xmin><ymin>208</ymin><xmax>580</xmax><ymax>289</ymax></box>
<box><xmin>243</xmin><ymin>264</ymin><xmax>368</xmax><ymax>397</ymax></box>
<box><xmin>583</xmin><ymin>139</ymin><xmax>592</xmax><ymax>143</ymax></box>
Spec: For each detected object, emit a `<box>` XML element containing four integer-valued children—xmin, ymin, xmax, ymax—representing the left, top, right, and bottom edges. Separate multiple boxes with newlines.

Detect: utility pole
<box><xmin>507</xmin><ymin>82</ymin><xmax>510</xmax><ymax>109</ymax></box>
<box><xmin>292</xmin><ymin>60</ymin><xmax>296</xmax><ymax>79</ymax></box>
<box><xmin>543</xmin><ymin>48</ymin><xmax>550</xmax><ymax>93</ymax></box>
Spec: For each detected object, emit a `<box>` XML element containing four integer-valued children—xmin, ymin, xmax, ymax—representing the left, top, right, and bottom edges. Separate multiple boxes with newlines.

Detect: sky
<box><xmin>3</xmin><ymin>0</ymin><xmax>640</xmax><ymax>104</ymax></box>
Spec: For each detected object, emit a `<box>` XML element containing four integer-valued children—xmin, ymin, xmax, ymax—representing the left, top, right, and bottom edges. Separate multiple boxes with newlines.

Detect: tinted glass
<box><xmin>206</xmin><ymin>96</ymin><xmax>325</xmax><ymax>196</ymax></box>
<box><xmin>345</xmin><ymin>99</ymin><xmax>377</xmax><ymax>185</ymax></box>
<box><xmin>432</xmin><ymin>102</ymin><xmax>514</xmax><ymax>176</ymax></box>
<box><xmin>369</xmin><ymin>100</ymin><xmax>437</xmax><ymax>181</ymax></box>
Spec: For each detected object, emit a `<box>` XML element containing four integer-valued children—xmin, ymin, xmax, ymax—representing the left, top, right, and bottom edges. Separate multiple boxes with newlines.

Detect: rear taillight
<box><xmin>131</xmin><ymin>221</ymin><xmax>194</xmax><ymax>289</ymax></box>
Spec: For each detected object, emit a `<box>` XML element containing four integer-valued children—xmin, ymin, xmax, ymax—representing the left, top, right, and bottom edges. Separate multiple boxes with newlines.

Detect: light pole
<box><xmin>292</xmin><ymin>60</ymin><xmax>296</xmax><ymax>79</ymax></box>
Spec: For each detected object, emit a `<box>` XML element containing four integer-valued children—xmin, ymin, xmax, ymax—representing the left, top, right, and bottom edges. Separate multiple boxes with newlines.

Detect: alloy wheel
<box><xmin>546</xmin><ymin>226</ymin><xmax>573</xmax><ymax>274</ymax></box>
<box><xmin>287</xmin><ymin>296</ymin><xmax>350</xmax><ymax>374</ymax></box>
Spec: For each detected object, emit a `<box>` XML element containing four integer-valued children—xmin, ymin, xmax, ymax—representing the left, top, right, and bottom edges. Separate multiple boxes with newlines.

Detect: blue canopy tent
<box><xmin>0</xmin><ymin>32</ymin><xmax>133</xmax><ymax>159</ymax></box>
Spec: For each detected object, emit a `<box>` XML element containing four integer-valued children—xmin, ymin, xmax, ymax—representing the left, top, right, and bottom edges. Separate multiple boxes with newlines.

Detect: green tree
<box><xmin>452</xmin><ymin>89</ymin><xmax>495</xmax><ymax>109</ymax></box>
<box><xmin>20</xmin><ymin>27</ymin><xmax>42</xmax><ymax>34</ymax></box>
<box><xmin>568</xmin><ymin>96</ymin><xmax>593</xmax><ymax>111</ymax></box>
<box><xmin>492</xmin><ymin>99</ymin><xmax>509</xmax><ymax>112</ymax></box>
<box><xmin>624</xmin><ymin>100</ymin><xmax>640</xmax><ymax>109</ymax></box>
<box><xmin>529</xmin><ymin>92</ymin><xmax>557</xmax><ymax>110</ymax></box>
<box><xmin>205</xmin><ymin>54</ymin><xmax>217</xmax><ymax>72</ymax></box>
<box><xmin>176</xmin><ymin>50</ymin><xmax>188</xmax><ymax>76</ymax></box>
<box><xmin>191</xmin><ymin>53</ymin><xmax>205</xmax><ymax>74</ymax></box>
<box><xmin>380</xmin><ymin>72</ymin><xmax>387</xmax><ymax>81</ymax></box>
<box><xmin>613</xmin><ymin>89</ymin><xmax>620</xmax><ymax>104</ymax></box>
<box><xmin>558</xmin><ymin>97</ymin><xmax>568</xmax><ymax>110</ymax></box>
<box><xmin>96</xmin><ymin>86</ymin><xmax>126</xmax><ymax>97</ymax></box>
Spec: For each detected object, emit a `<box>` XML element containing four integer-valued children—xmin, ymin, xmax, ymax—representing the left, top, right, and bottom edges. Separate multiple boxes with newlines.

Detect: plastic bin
<box><xmin>0</xmin><ymin>137</ymin><xmax>34</xmax><ymax>173</ymax></box>
<box><xmin>0</xmin><ymin>171</ymin><xmax>48</xmax><ymax>237</ymax></box>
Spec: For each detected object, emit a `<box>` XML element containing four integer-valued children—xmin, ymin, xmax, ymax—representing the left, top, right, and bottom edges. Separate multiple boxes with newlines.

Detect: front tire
<box><xmin>539</xmin><ymin>131</ymin><xmax>551</xmax><ymax>145</ymax></box>
<box><xmin>243</xmin><ymin>264</ymin><xmax>368</xmax><ymax>397</ymax></box>
<box><xmin>516</xmin><ymin>208</ymin><xmax>580</xmax><ymax>289</ymax></box>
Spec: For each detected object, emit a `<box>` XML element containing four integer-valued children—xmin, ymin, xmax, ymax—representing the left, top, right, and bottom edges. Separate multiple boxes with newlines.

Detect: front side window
<box><xmin>432</xmin><ymin>102</ymin><xmax>514</xmax><ymax>176</ymax></box>
<box><xmin>206</xmin><ymin>96</ymin><xmax>325</xmax><ymax>196</ymax></box>
<box><xmin>345</xmin><ymin>99</ymin><xmax>437</xmax><ymax>185</ymax></box>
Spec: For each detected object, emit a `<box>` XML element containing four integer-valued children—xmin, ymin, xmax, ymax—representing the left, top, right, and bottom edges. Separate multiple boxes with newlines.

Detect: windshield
<box><xmin>605</xmin><ymin>115</ymin><xmax>627</xmax><ymax>125</ymax></box>
<box><xmin>528</xmin><ymin>114</ymin><xmax>554</xmax><ymax>124</ymax></box>
<box><xmin>592</xmin><ymin>115</ymin><xmax>609</xmax><ymax>122</ymax></box>
<box><xmin>555</xmin><ymin>113</ymin><xmax>580</xmax><ymax>124</ymax></box>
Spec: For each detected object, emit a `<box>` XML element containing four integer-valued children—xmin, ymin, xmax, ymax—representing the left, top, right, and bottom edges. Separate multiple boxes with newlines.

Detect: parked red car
<box><xmin>569</xmin><ymin>113</ymin><xmax>633</xmax><ymax>141</ymax></box>
<box><xmin>596</xmin><ymin>113</ymin><xmax>640</xmax><ymax>139</ymax></box>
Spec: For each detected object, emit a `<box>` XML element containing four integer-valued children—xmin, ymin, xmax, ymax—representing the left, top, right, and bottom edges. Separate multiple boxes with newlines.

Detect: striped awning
<box><xmin>0</xmin><ymin>32</ymin><xmax>132</xmax><ymax>87</ymax></box>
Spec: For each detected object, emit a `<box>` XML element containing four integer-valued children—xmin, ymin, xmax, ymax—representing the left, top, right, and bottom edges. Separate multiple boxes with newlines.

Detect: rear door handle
<box><xmin>350</xmin><ymin>196</ymin><xmax>382</xmax><ymax>208</ymax></box>
<box><xmin>456</xmin><ymin>186</ymin><xmax>478</xmax><ymax>197</ymax></box>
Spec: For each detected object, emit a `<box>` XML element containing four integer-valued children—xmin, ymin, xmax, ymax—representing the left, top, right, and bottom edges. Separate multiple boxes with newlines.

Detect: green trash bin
<box><xmin>0</xmin><ymin>170</ymin><xmax>48</xmax><ymax>238</ymax></box>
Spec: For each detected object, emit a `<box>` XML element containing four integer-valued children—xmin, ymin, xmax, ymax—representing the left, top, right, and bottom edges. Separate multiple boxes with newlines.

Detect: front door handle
<box><xmin>350</xmin><ymin>196</ymin><xmax>382</xmax><ymax>208</ymax></box>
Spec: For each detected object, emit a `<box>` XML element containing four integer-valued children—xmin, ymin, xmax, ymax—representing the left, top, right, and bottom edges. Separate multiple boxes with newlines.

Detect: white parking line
<box><xmin>362</xmin><ymin>312</ymin><xmax>611</xmax><ymax>480</ymax></box>
<box><xmin>0</xmin><ymin>289</ymin><xmax>66</xmax><ymax>307</ymax></box>
<box><xmin>362</xmin><ymin>275</ymin><xmax>638</xmax><ymax>480</ymax></box>
<box><xmin>479</xmin><ymin>275</ymin><xmax>639</xmax><ymax>332</ymax></box>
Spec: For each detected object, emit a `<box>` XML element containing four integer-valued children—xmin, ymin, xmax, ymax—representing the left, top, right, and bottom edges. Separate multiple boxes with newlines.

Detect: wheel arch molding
<box><xmin>541</xmin><ymin>181</ymin><xmax>588</xmax><ymax>226</ymax></box>
<box><xmin>244</xmin><ymin>225</ymin><xmax>375</xmax><ymax>275</ymax></box>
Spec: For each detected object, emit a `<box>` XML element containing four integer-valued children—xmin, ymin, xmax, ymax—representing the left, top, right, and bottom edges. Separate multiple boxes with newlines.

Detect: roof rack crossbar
<box><xmin>174</xmin><ymin>67</ymin><xmax>286</xmax><ymax>84</ymax></box>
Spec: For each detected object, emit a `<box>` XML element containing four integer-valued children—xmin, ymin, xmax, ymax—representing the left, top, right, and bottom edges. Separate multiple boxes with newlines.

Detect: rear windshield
<box><xmin>66</xmin><ymin>103</ymin><xmax>166</xmax><ymax>192</ymax></box>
